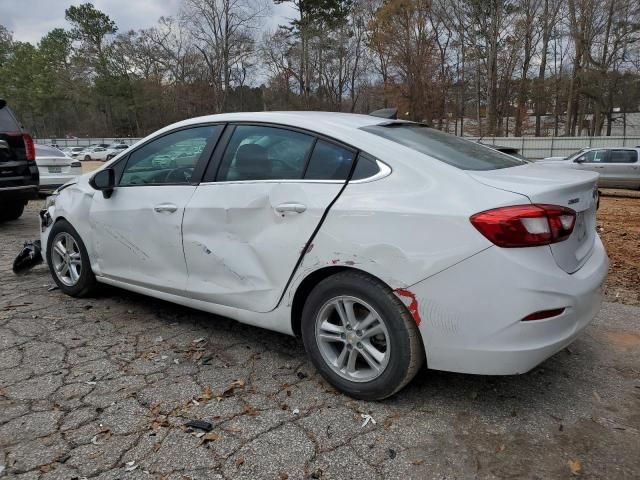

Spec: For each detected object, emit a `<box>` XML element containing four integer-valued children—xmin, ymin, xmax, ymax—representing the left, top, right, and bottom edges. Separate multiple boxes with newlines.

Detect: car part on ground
<box><xmin>39</xmin><ymin>111</ymin><xmax>608</xmax><ymax>399</ymax></box>
<box><xmin>0</xmin><ymin>99</ymin><xmax>39</xmax><ymax>221</ymax></box>
<box><xmin>12</xmin><ymin>240</ymin><xmax>43</xmax><ymax>274</ymax></box>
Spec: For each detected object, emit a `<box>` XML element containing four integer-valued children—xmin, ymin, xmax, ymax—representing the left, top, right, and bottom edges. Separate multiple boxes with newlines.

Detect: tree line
<box><xmin>0</xmin><ymin>0</ymin><xmax>638</xmax><ymax>139</ymax></box>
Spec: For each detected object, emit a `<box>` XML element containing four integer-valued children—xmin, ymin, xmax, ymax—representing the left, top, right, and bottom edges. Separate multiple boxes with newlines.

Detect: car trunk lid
<box><xmin>468</xmin><ymin>163</ymin><xmax>599</xmax><ymax>274</ymax></box>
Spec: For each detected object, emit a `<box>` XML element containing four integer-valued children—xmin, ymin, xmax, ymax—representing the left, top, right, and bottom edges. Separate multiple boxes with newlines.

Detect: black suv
<box><xmin>0</xmin><ymin>99</ymin><xmax>39</xmax><ymax>221</ymax></box>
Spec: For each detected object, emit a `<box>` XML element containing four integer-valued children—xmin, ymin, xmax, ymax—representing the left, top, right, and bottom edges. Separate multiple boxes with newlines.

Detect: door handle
<box><xmin>275</xmin><ymin>202</ymin><xmax>307</xmax><ymax>214</ymax></box>
<box><xmin>153</xmin><ymin>203</ymin><xmax>178</xmax><ymax>213</ymax></box>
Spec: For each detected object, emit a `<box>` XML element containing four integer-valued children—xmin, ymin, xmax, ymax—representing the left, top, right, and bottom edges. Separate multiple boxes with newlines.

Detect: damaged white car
<box><xmin>40</xmin><ymin>112</ymin><xmax>608</xmax><ymax>400</ymax></box>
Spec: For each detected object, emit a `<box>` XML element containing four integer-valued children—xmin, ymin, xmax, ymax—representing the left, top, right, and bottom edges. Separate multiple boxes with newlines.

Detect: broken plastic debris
<box><xmin>361</xmin><ymin>413</ymin><xmax>376</xmax><ymax>428</ymax></box>
<box><xmin>173</xmin><ymin>358</ymin><xmax>180</xmax><ymax>365</ymax></box>
<box><xmin>47</xmin><ymin>285</ymin><xmax>59</xmax><ymax>292</ymax></box>
<box><xmin>184</xmin><ymin>419</ymin><xmax>213</xmax><ymax>432</ymax></box>
<box><xmin>13</xmin><ymin>240</ymin><xmax>43</xmax><ymax>274</ymax></box>
<box><xmin>154</xmin><ymin>336</ymin><xmax>164</xmax><ymax>343</ymax></box>
<box><xmin>292</xmin><ymin>408</ymin><xmax>300</xmax><ymax>415</ymax></box>
<box><xmin>124</xmin><ymin>461</ymin><xmax>138</xmax><ymax>472</ymax></box>
<box><xmin>192</xmin><ymin>337</ymin><xmax>206</xmax><ymax>344</ymax></box>
<box><xmin>86</xmin><ymin>381</ymin><xmax>97</xmax><ymax>385</ymax></box>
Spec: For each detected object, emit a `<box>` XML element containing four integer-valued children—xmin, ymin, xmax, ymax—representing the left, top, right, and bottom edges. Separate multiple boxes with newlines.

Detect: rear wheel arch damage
<box><xmin>290</xmin><ymin>266</ymin><xmax>425</xmax><ymax>337</ymax></box>
<box><xmin>297</xmin><ymin>268</ymin><xmax>426</xmax><ymax>400</ymax></box>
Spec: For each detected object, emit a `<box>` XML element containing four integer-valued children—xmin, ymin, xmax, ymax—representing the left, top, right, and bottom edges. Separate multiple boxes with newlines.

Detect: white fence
<box><xmin>467</xmin><ymin>136</ymin><xmax>640</xmax><ymax>160</ymax></box>
<box><xmin>38</xmin><ymin>135</ymin><xmax>640</xmax><ymax>160</ymax></box>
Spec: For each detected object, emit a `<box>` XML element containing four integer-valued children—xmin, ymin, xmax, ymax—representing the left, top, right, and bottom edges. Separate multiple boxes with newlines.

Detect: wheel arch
<box><xmin>290</xmin><ymin>266</ymin><xmax>399</xmax><ymax>337</ymax></box>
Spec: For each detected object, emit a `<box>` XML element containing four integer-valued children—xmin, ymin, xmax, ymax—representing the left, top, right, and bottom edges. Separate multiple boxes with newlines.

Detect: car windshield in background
<box><xmin>361</xmin><ymin>123</ymin><xmax>528</xmax><ymax>171</ymax></box>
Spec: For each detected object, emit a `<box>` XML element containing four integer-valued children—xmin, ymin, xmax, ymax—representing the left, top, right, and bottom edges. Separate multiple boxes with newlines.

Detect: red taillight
<box><xmin>470</xmin><ymin>204</ymin><xmax>576</xmax><ymax>248</ymax></box>
<box><xmin>22</xmin><ymin>133</ymin><xmax>35</xmax><ymax>161</ymax></box>
<box><xmin>522</xmin><ymin>308</ymin><xmax>566</xmax><ymax>321</ymax></box>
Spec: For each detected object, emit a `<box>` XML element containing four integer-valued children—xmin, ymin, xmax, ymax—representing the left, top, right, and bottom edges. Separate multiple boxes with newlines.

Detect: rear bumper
<box><xmin>0</xmin><ymin>184</ymin><xmax>39</xmax><ymax>201</ymax></box>
<box><xmin>409</xmin><ymin>236</ymin><xmax>608</xmax><ymax>375</ymax></box>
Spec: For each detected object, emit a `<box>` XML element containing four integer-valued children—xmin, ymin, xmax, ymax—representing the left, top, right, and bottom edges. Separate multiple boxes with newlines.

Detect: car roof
<box><xmin>170</xmin><ymin>111</ymin><xmax>395</xmax><ymax>138</ymax></box>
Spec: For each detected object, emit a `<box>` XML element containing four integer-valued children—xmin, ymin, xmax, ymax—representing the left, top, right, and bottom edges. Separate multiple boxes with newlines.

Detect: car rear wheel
<box><xmin>46</xmin><ymin>220</ymin><xmax>96</xmax><ymax>297</ymax></box>
<box><xmin>301</xmin><ymin>271</ymin><xmax>424</xmax><ymax>400</ymax></box>
<box><xmin>0</xmin><ymin>200</ymin><xmax>25</xmax><ymax>221</ymax></box>
<box><xmin>84</xmin><ymin>155</ymin><xmax>91</xmax><ymax>161</ymax></box>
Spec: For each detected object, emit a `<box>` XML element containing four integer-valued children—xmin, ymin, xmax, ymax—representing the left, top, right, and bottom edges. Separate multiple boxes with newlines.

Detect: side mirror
<box><xmin>89</xmin><ymin>168</ymin><xmax>115</xmax><ymax>198</ymax></box>
<box><xmin>574</xmin><ymin>158</ymin><xmax>585</xmax><ymax>164</ymax></box>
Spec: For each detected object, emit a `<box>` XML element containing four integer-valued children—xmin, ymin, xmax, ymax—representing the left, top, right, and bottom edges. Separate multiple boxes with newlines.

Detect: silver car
<box><xmin>538</xmin><ymin>147</ymin><xmax>640</xmax><ymax>189</ymax></box>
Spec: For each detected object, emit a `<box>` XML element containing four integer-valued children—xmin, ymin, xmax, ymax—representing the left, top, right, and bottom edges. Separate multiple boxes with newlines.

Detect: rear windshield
<box><xmin>0</xmin><ymin>107</ymin><xmax>19</xmax><ymax>131</ymax></box>
<box><xmin>361</xmin><ymin>123</ymin><xmax>527</xmax><ymax>171</ymax></box>
<box><xmin>36</xmin><ymin>145</ymin><xmax>67</xmax><ymax>157</ymax></box>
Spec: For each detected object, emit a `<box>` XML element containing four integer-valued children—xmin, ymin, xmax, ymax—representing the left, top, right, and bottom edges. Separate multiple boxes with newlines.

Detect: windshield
<box><xmin>361</xmin><ymin>123</ymin><xmax>527</xmax><ymax>171</ymax></box>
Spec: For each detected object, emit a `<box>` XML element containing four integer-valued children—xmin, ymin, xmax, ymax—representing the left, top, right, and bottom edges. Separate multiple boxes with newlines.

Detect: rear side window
<box><xmin>0</xmin><ymin>108</ymin><xmax>19</xmax><ymax>131</ymax></box>
<box><xmin>304</xmin><ymin>140</ymin><xmax>356</xmax><ymax>180</ymax></box>
<box><xmin>361</xmin><ymin>123</ymin><xmax>527</xmax><ymax>171</ymax></box>
<box><xmin>217</xmin><ymin>125</ymin><xmax>315</xmax><ymax>181</ymax></box>
<box><xmin>608</xmin><ymin>150</ymin><xmax>637</xmax><ymax>163</ymax></box>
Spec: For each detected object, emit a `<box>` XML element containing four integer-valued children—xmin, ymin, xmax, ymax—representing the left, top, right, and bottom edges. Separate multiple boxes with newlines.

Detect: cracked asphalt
<box><xmin>1</xmin><ymin>201</ymin><xmax>639</xmax><ymax>480</ymax></box>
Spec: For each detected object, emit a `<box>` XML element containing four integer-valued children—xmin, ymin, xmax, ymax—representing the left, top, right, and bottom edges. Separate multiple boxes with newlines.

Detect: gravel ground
<box><xmin>1</xmin><ymin>201</ymin><xmax>639</xmax><ymax>480</ymax></box>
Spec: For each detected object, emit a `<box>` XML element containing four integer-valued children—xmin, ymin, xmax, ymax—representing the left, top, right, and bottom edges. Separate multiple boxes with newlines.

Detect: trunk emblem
<box><xmin>568</xmin><ymin>198</ymin><xmax>579</xmax><ymax>205</ymax></box>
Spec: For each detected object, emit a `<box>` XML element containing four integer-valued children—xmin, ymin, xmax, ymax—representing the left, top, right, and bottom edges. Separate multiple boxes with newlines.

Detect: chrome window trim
<box><xmin>197</xmin><ymin>159</ymin><xmax>391</xmax><ymax>186</ymax></box>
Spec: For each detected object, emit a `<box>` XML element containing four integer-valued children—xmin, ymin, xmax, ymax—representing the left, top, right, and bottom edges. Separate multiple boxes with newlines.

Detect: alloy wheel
<box><xmin>315</xmin><ymin>295</ymin><xmax>390</xmax><ymax>382</ymax></box>
<box><xmin>51</xmin><ymin>232</ymin><xmax>82</xmax><ymax>286</ymax></box>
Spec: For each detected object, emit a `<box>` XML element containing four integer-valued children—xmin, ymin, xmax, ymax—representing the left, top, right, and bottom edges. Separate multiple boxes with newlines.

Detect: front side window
<box><xmin>217</xmin><ymin>125</ymin><xmax>315</xmax><ymax>181</ymax></box>
<box><xmin>361</xmin><ymin>123</ymin><xmax>527</xmax><ymax>171</ymax></box>
<box><xmin>120</xmin><ymin>126</ymin><xmax>218</xmax><ymax>186</ymax></box>
<box><xmin>579</xmin><ymin>150</ymin><xmax>607</xmax><ymax>163</ymax></box>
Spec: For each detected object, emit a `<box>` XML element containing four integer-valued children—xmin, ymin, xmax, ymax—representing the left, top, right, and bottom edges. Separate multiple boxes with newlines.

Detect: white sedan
<box><xmin>80</xmin><ymin>146</ymin><xmax>110</xmax><ymax>161</ymax></box>
<box><xmin>35</xmin><ymin>144</ymin><xmax>82</xmax><ymax>193</ymax></box>
<box><xmin>39</xmin><ymin>112</ymin><xmax>608</xmax><ymax>399</ymax></box>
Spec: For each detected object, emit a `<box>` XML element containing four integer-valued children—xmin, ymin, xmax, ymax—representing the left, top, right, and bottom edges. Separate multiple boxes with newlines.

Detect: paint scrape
<box><xmin>394</xmin><ymin>288</ymin><xmax>422</xmax><ymax>326</ymax></box>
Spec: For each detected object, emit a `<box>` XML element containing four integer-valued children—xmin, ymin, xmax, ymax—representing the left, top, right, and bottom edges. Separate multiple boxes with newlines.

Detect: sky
<box><xmin>0</xmin><ymin>0</ymin><xmax>294</xmax><ymax>44</ymax></box>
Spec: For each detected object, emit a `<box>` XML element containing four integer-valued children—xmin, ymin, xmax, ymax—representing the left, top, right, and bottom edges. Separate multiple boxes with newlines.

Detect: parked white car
<box><xmin>538</xmin><ymin>147</ymin><xmax>640</xmax><ymax>189</ymax></box>
<box><xmin>105</xmin><ymin>144</ymin><xmax>129</xmax><ymax>161</ymax></box>
<box><xmin>80</xmin><ymin>146</ymin><xmax>110</xmax><ymax>161</ymax></box>
<box><xmin>35</xmin><ymin>144</ymin><xmax>82</xmax><ymax>192</ymax></box>
<box><xmin>66</xmin><ymin>146</ymin><xmax>87</xmax><ymax>158</ymax></box>
<box><xmin>39</xmin><ymin>112</ymin><xmax>608</xmax><ymax>399</ymax></box>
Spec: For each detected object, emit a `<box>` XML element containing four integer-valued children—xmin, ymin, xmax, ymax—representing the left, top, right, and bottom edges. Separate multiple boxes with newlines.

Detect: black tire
<box><xmin>0</xmin><ymin>201</ymin><xmax>25</xmax><ymax>221</ymax></box>
<box><xmin>84</xmin><ymin>155</ymin><xmax>91</xmax><ymax>161</ymax></box>
<box><xmin>301</xmin><ymin>271</ymin><xmax>424</xmax><ymax>400</ymax></box>
<box><xmin>46</xmin><ymin>219</ymin><xmax>96</xmax><ymax>297</ymax></box>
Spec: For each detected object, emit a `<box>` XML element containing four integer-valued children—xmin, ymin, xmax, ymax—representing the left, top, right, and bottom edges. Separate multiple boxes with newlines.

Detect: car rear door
<box><xmin>182</xmin><ymin>124</ymin><xmax>356</xmax><ymax>313</ymax></box>
<box><xmin>89</xmin><ymin>124</ymin><xmax>223</xmax><ymax>295</ymax></box>
<box><xmin>601</xmin><ymin>149</ymin><xmax>639</xmax><ymax>188</ymax></box>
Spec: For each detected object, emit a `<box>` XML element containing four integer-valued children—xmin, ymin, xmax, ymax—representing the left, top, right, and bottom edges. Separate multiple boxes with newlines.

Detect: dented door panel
<box><xmin>182</xmin><ymin>181</ymin><xmax>344</xmax><ymax>312</ymax></box>
<box><xmin>90</xmin><ymin>185</ymin><xmax>196</xmax><ymax>295</ymax></box>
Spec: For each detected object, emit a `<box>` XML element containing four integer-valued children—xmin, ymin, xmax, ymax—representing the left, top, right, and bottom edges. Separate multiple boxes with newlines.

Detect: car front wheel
<box><xmin>46</xmin><ymin>220</ymin><xmax>96</xmax><ymax>297</ymax></box>
<box><xmin>84</xmin><ymin>155</ymin><xmax>91</xmax><ymax>161</ymax></box>
<box><xmin>301</xmin><ymin>271</ymin><xmax>424</xmax><ymax>400</ymax></box>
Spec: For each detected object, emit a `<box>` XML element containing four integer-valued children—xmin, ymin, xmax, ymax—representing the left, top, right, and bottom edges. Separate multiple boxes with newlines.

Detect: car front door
<box><xmin>89</xmin><ymin>125</ymin><xmax>223</xmax><ymax>295</ymax></box>
<box><xmin>574</xmin><ymin>149</ymin><xmax>610</xmax><ymax>185</ymax></box>
<box><xmin>182</xmin><ymin>124</ymin><xmax>357</xmax><ymax>313</ymax></box>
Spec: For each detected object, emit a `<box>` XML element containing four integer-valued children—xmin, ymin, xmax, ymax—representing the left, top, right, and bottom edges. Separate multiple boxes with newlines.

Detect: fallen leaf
<box><xmin>568</xmin><ymin>459</ymin><xmax>582</xmax><ymax>475</ymax></box>
<box><xmin>199</xmin><ymin>431</ymin><xmax>220</xmax><ymax>445</ymax></box>
<box><xmin>222</xmin><ymin>379</ymin><xmax>246</xmax><ymax>397</ymax></box>
<box><xmin>235</xmin><ymin>457</ymin><xmax>245</xmax><ymax>467</ymax></box>
<box><xmin>198</xmin><ymin>386</ymin><xmax>213</xmax><ymax>402</ymax></box>
<box><xmin>39</xmin><ymin>465</ymin><xmax>52</xmax><ymax>473</ymax></box>
<box><xmin>226</xmin><ymin>426</ymin><xmax>242</xmax><ymax>433</ymax></box>
<box><xmin>496</xmin><ymin>444</ymin><xmax>506</xmax><ymax>453</ymax></box>
<box><xmin>411</xmin><ymin>460</ymin><xmax>424</xmax><ymax>465</ymax></box>
<box><xmin>244</xmin><ymin>404</ymin><xmax>259</xmax><ymax>417</ymax></box>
